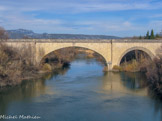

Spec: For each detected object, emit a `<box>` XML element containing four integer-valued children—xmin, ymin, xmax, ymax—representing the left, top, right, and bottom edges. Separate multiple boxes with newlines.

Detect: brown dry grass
<box><xmin>0</xmin><ymin>43</ymin><xmax>38</xmax><ymax>87</ymax></box>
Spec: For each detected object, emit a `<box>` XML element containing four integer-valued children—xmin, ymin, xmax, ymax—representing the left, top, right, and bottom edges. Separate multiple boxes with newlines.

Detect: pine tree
<box><xmin>150</xmin><ymin>29</ymin><xmax>155</xmax><ymax>39</ymax></box>
<box><xmin>145</xmin><ymin>31</ymin><xmax>150</xmax><ymax>39</ymax></box>
<box><xmin>156</xmin><ymin>34</ymin><xmax>159</xmax><ymax>38</ymax></box>
<box><xmin>139</xmin><ymin>35</ymin><xmax>142</xmax><ymax>39</ymax></box>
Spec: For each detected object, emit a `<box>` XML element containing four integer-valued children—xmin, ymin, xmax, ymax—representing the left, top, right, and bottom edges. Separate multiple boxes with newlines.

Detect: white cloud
<box><xmin>0</xmin><ymin>11</ymin><xmax>64</xmax><ymax>33</ymax></box>
<box><xmin>0</xmin><ymin>0</ymin><xmax>162</xmax><ymax>14</ymax></box>
<box><xmin>71</xmin><ymin>20</ymin><xmax>146</xmax><ymax>36</ymax></box>
<box><xmin>123</xmin><ymin>21</ymin><xmax>131</xmax><ymax>27</ymax></box>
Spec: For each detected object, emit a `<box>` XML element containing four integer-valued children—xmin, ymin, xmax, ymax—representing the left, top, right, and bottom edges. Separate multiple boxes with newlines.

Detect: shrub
<box><xmin>120</xmin><ymin>59</ymin><xmax>139</xmax><ymax>72</ymax></box>
<box><xmin>0</xmin><ymin>43</ymin><xmax>38</xmax><ymax>87</ymax></box>
<box><xmin>146</xmin><ymin>46</ymin><xmax>162</xmax><ymax>99</ymax></box>
<box><xmin>112</xmin><ymin>65</ymin><xmax>123</xmax><ymax>71</ymax></box>
<box><xmin>42</xmin><ymin>63</ymin><xmax>52</xmax><ymax>72</ymax></box>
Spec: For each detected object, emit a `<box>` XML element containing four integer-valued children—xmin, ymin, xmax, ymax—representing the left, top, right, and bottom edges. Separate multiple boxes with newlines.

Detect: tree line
<box><xmin>139</xmin><ymin>29</ymin><xmax>161</xmax><ymax>39</ymax></box>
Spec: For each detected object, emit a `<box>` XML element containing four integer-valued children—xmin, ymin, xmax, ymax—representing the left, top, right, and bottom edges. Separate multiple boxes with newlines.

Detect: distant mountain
<box><xmin>7</xmin><ymin>29</ymin><xmax>35</xmax><ymax>39</ymax></box>
<box><xmin>7</xmin><ymin>29</ymin><xmax>121</xmax><ymax>39</ymax></box>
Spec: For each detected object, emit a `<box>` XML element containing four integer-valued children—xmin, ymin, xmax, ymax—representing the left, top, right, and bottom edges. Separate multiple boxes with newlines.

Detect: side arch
<box><xmin>117</xmin><ymin>46</ymin><xmax>155</xmax><ymax>66</ymax></box>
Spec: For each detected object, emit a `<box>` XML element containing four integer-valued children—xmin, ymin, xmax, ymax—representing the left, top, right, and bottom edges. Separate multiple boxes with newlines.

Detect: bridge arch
<box><xmin>38</xmin><ymin>46</ymin><xmax>109</xmax><ymax>69</ymax></box>
<box><xmin>117</xmin><ymin>46</ymin><xmax>155</xmax><ymax>66</ymax></box>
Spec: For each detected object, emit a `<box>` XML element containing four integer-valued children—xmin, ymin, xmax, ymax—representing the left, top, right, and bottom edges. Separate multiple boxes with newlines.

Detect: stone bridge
<box><xmin>4</xmin><ymin>39</ymin><xmax>162</xmax><ymax>70</ymax></box>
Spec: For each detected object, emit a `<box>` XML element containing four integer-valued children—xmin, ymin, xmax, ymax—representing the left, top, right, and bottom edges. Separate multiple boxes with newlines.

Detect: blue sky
<box><xmin>0</xmin><ymin>0</ymin><xmax>162</xmax><ymax>37</ymax></box>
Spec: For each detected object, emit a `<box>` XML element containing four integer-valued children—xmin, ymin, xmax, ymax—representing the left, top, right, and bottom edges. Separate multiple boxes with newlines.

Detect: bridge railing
<box><xmin>4</xmin><ymin>39</ymin><xmax>162</xmax><ymax>43</ymax></box>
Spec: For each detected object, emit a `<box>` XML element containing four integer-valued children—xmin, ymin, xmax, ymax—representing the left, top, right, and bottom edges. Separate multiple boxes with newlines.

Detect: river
<box><xmin>0</xmin><ymin>57</ymin><xmax>162</xmax><ymax>121</ymax></box>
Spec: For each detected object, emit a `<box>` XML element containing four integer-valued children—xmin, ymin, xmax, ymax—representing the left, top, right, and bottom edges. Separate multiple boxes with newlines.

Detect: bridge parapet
<box><xmin>6</xmin><ymin>39</ymin><xmax>162</xmax><ymax>43</ymax></box>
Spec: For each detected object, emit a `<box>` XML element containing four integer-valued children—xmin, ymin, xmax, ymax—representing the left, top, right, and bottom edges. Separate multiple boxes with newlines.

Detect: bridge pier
<box><xmin>107</xmin><ymin>62</ymin><xmax>112</xmax><ymax>71</ymax></box>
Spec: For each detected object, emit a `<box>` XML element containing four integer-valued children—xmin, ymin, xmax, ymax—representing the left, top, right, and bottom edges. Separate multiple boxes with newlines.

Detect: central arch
<box><xmin>39</xmin><ymin>46</ymin><xmax>109</xmax><ymax>70</ymax></box>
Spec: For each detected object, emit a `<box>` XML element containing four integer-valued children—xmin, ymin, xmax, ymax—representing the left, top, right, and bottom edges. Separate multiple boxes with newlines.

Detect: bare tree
<box><xmin>0</xmin><ymin>26</ymin><xmax>8</xmax><ymax>41</ymax></box>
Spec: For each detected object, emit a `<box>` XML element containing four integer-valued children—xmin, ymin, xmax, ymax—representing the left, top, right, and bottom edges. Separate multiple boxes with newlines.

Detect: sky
<box><xmin>0</xmin><ymin>0</ymin><xmax>162</xmax><ymax>37</ymax></box>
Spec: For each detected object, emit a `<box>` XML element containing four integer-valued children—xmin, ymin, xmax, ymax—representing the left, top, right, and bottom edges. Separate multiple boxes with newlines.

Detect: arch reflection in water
<box><xmin>101</xmin><ymin>72</ymin><xmax>147</xmax><ymax>96</ymax></box>
<box><xmin>120</xmin><ymin>72</ymin><xmax>147</xmax><ymax>90</ymax></box>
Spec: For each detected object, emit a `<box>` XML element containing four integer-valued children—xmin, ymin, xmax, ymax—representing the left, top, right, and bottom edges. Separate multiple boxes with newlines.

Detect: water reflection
<box><xmin>0</xmin><ymin>80</ymin><xmax>45</xmax><ymax>114</ymax></box>
<box><xmin>120</xmin><ymin>72</ymin><xmax>147</xmax><ymax>90</ymax></box>
<box><xmin>101</xmin><ymin>72</ymin><xmax>148</xmax><ymax>96</ymax></box>
<box><xmin>0</xmin><ymin>67</ymin><xmax>71</xmax><ymax>115</ymax></box>
<box><xmin>151</xmin><ymin>99</ymin><xmax>162</xmax><ymax>121</ymax></box>
<box><xmin>41</xmin><ymin>67</ymin><xmax>70</xmax><ymax>81</ymax></box>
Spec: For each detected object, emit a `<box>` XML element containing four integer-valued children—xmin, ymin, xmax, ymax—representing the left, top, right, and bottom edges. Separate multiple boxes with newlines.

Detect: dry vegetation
<box><xmin>120</xmin><ymin>58</ymin><xmax>151</xmax><ymax>72</ymax></box>
<box><xmin>0</xmin><ymin>27</ymin><xmax>39</xmax><ymax>87</ymax></box>
<box><xmin>146</xmin><ymin>46</ymin><xmax>162</xmax><ymax>99</ymax></box>
<box><xmin>40</xmin><ymin>47</ymin><xmax>77</xmax><ymax>72</ymax></box>
<box><xmin>113</xmin><ymin>52</ymin><xmax>151</xmax><ymax>72</ymax></box>
<box><xmin>0</xmin><ymin>27</ymin><xmax>8</xmax><ymax>41</ymax></box>
<box><xmin>0</xmin><ymin>43</ymin><xmax>38</xmax><ymax>87</ymax></box>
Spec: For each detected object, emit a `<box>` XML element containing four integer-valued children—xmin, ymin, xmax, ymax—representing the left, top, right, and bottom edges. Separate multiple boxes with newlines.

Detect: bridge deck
<box><xmin>4</xmin><ymin>39</ymin><xmax>162</xmax><ymax>43</ymax></box>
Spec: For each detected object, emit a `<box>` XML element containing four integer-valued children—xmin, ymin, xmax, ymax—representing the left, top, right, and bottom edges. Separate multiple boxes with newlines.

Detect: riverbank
<box><xmin>146</xmin><ymin>56</ymin><xmax>162</xmax><ymax>100</ymax></box>
<box><xmin>0</xmin><ymin>43</ymin><xmax>39</xmax><ymax>87</ymax></box>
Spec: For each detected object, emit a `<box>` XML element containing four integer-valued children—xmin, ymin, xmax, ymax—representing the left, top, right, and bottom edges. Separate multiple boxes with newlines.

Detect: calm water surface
<box><xmin>0</xmin><ymin>58</ymin><xmax>162</xmax><ymax>121</ymax></box>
